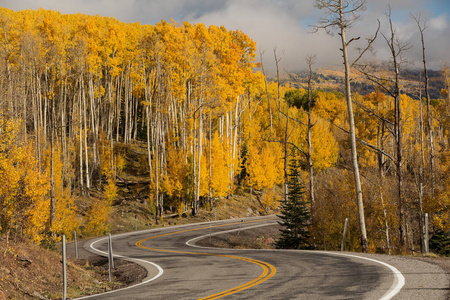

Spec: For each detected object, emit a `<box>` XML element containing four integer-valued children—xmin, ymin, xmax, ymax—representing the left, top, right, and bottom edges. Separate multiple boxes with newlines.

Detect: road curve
<box><xmin>76</xmin><ymin>216</ymin><xmax>449</xmax><ymax>299</ymax></box>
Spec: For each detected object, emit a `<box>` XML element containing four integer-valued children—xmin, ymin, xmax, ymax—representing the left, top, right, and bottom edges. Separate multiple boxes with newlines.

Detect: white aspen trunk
<box><xmin>219</xmin><ymin>116</ymin><xmax>223</xmax><ymax>143</ymax></box>
<box><xmin>159</xmin><ymin>121</ymin><xmax>165</xmax><ymax>219</ymax></box>
<box><xmin>155</xmin><ymin>115</ymin><xmax>160</xmax><ymax>224</ymax></box>
<box><xmin>421</xmin><ymin>30</ymin><xmax>435</xmax><ymax>194</ymax></box>
<box><xmin>284</xmin><ymin>111</ymin><xmax>289</xmax><ymax>204</ymax></box>
<box><xmin>307</xmin><ymin>57</ymin><xmax>316</xmax><ymax>217</ymax></box>
<box><xmin>231</xmin><ymin>96</ymin><xmax>239</xmax><ymax>183</ymax></box>
<box><xmin>43</xmin><ymin>67</ymin><xmax>48</xmax><ymax>143</ymax></box>
<box><xmin>124</xmin><ymin>74</ymin><xmax>130</xmax><ymax>144</ymax></box>
<box><xmin>79</xmin><ymin>80</ymin><xmax>84</xmax><ymax>195</ymax></box>
<box><xmin>196</xmin><ymin>109</ymin><xmax>203</xmax><ymax>215</ymax></box>
<box><xmin>82</xmin><ymin>76</ymin><xmax>90</xmax><ymax>196</ymax></box>
<box><xmin>116</xmin><ymin>74</ymin><xmax>123</xmax><ymax>143</ymax></box>
<box><xmin>88</xmin><ymin>76</ymin><xmax>98</xmax><ymax>167</ymax></box>
<box><xmin>339</xmin><ymin>1</ymin><xmax>368</xmax><ymax>252</ymax></box>
<box><xmin>192</xmin><ymin>99</ymin><xmax>197</xmax><ymax>216</ymax></box>
<box><xmin>418</xmin><ymin>77</ymin><xmax>426</xmax><ymax>253</ymax></box>
<box><xmin>209</xmin><ymin>110</ymin><xmax>213</xmax><ymax>210</ymax></box>
<box><xmin>133</xmin><ymin>91</ymin><xmax>139</xmax><ymax>141</ymax></box>
<box><xmin>50</xmin><ymin>98</ymin><xmax>56</xmax><ymax>232</ymax></box>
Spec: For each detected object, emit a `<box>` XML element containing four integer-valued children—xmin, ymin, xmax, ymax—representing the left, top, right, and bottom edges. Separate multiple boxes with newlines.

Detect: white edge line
<box><xmin>72</xmin><ymin>216</ymin><xmax>274</xmax><ymax>299</ymax></box>
<box><xmin>185</xmin><ymin>223</ymin><xmax>405</xmax><ymax>300</ymax></box>
<box><xmin>73</xmin><ymin>237</ymin><xmax>164</xmax><ymax>299</ymax></box>
<box><xmin>324</xmin><ymin>252</ymin><xmax>405</xmax><ymax>300</ymax></box>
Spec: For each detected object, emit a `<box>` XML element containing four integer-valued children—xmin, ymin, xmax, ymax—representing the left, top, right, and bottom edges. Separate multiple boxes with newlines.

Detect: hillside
<box><xmin>284</xmin><ymin>65</ymin><xmax>446</xmax><ymax>100</ymax></box>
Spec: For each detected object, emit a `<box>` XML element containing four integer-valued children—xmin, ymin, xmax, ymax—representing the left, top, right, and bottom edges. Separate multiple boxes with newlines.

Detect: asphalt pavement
<box><xmin>75</xmin><ymin>216</ymin><xmax>449</xmax><ymax>299</ymax></box>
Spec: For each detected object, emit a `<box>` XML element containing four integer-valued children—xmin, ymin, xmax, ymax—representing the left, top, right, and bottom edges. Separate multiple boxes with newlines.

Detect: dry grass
<box><xmin>0</xmin><ymin>237</ymin><xmax>120</xmax><ymax>299</ymax></box>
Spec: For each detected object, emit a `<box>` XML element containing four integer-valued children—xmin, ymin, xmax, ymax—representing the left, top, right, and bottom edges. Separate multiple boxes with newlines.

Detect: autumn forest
<box><xmin>0</xmin><ymin>7</ymin><xmax>449</xmax><ymax>255</ymax></box>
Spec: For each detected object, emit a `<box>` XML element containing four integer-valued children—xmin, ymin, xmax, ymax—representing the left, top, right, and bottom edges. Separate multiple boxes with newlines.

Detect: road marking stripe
<box><xmin>188</xmin><ymin>224</ymin><xmax>405</xmax><ymax>300</ymax></box>
<box><xmin>135</xmin><ymin>220</ymin><xmax>277</xmax><ymax>299</ymax></box>
<box><xmin>323</xmin><ymin>252</ymin><xmax>405</xmax><ymax>300</ymax></box>
<box><xmin>74</xmin><ymin>237</ymin><xmax>164</xmax><ymax>299</ymax></box>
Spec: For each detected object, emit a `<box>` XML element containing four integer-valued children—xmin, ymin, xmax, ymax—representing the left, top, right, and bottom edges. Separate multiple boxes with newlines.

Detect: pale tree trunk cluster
<box><xmin>315</xmin><ymin>0</ymin><xmax>438</xmax><ymax>253</ymax></box>
<box><xmin>0</xmin><ymin>12</ymin><xmax>258</xmax><ymax>231</ymax></box>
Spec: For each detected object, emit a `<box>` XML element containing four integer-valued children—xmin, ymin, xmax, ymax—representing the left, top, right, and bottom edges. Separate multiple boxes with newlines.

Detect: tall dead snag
<box><xmin>314</xmin><ymin>0</ymin><xmax>378</xmax><ymax>252</ymax></box>
<box><xmin>306</xmin><ymin>55</ymin><xmax>316</xmax><ymax>220</ymax></box>
<box><xmin>413</xmin><ymin>14</ymin><xmax>435</xmax><ymax>194</ymax></box>
<box><xmin>357</xmin><ymin>7</ymin><xmax>410</xmax><ymax>251</ymax></box>
<box><xmin>412</xmin><ymin>13</ymin><xmax>433</xmax><ymax>253</ymax></box>
<box><xmin>382</xmin><ymin>7</ymin><xmax>411</xmax><ymax>251</ymax></box>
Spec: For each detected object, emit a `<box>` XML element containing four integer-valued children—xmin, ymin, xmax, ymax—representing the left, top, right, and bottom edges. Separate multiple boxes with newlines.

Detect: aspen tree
<box><xmin>413</xmin><ymin>14</ymin><xmax>435</xmax><ymax>194</ymax></box>
<box><xmin>314</xmin><ymin>0</ymin><xmax>374</xmax><ymax>252</ymax></box>
<box><xmin>380</xmin><ymin>7</ymin><xmax>411</xmax><ymax>250</ymax></box>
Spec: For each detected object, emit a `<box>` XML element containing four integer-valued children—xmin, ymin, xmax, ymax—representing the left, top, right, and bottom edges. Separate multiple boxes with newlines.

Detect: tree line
<box><xmin>0</xmin><ymin>7</ymin><xmax>448</xmax><ymax>254</ymax></box>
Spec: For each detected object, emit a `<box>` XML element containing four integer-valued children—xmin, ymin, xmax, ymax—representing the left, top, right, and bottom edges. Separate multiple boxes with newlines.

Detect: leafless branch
<box><xmin>332</xmin><ymin>123</ymin><xmax>394</xmax><ymax>161</ymax></box>
<box><xmin>351</xmin><ymin>19</ymin><xmax>380</xmax><ymax>68</ymax></box>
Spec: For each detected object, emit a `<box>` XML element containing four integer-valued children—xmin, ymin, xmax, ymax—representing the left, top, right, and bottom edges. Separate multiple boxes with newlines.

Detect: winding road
<box><xmin>76</xmin><ymin>216</ymin><xmax>449</xmax><ymax>299</ymax></box>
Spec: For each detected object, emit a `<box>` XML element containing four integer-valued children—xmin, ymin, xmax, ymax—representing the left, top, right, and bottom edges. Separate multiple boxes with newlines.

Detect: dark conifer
<box><xmin>276</xmin><ymin>152</ymin><xmax>312</xmax><ymax>249</ymax></box>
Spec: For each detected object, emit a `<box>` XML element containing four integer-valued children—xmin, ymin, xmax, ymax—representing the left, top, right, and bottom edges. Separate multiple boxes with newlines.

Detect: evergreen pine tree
<box><xmin>276</xmin><ymin>151</ymin><xmax>312</xmax><ymax>249</ymax></box>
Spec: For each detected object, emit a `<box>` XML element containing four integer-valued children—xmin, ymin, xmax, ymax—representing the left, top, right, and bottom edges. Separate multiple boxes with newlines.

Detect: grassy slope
<box><xmin>0</xmin><ymin>238</ymin><xmax>121</xmax><ymax>299</ymax></box>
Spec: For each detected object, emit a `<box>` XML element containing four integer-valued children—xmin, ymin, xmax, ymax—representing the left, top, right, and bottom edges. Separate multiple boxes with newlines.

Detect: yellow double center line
<box><xmin>135</xmin><ymin>220</ymin><xmax>277</xmax><ymax>299</ymax></box>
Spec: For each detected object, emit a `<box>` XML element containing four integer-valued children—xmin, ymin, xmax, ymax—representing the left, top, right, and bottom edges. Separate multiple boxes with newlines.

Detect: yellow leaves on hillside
<box><xmin>0</xmin><ymin>118</ymin><xmax>82</xmax><ymax>243</ymax></box>
<box><xmin>313</xmin><ymin>91</ymin><xmax>346</xmax><ymax>124</ymax></box>
<box><xmin>208</xmin><ymin>132</ymin><xmax>230</xmax><ymax>198</ymax></box>
<box><xmin>83</xmin><ymin>199</ymin><xmax>110</xmax><ymax>236</ymax></box>
<box><xmin>0</xmin><ymin>119</ymin><xmax>48</xmax><ymax>242</ymax></box>
<box><xmin>161</xmin><ymin>145</ymin><xmax>188</xmax><ymax>199</ymax></box>
<box><xmin>310</xmin><ymin>117</ymin><xmax>339</xmax><ymax>171</ymax></box>
<box><xmin>40</xmin><ymin>144</ymin><xmax>78</xmax><ymax>240</ymax></box>
<box><xmin>246</xmin><ymin>141</ymin><xmax>283</xmax><ymax>191</ymax></box>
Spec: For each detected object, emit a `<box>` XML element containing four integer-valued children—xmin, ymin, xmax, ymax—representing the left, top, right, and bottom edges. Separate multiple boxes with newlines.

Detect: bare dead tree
<box><xmin>357</xmin><ymin>6</ymin><xmax>411</xmax><ymax>251</ymax></box>
<box><xmin>412</xmin><ymin>13</ymin><xmax>435</xmax><ymax>195</ymax></box>
<box><xmin>306</xmin><ymin>55</ymin><xmax>316</xmax><ymax>219</ymax></box>
<box><xmin>259</xmin><ymin>49</ymin><xmax>273</xmax><ymax>132</ymax></box>
<box><xmin>313</xmin><ymin>0</ymin><xmax>379</xmax><ymax>252</ymax></box>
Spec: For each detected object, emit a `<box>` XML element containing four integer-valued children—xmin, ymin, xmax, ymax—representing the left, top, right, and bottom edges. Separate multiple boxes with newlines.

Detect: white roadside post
<box><xmin>425</xmin><ymin>213</ymin><xmax>429</xmax><ymax>254</ymax></box>
<box><xmin>341</xmin><ymin>218</ymin><xmax>348</xmax><ymax>252</ymax></box>
<box><xmin>237</xmin><ymin>219</ymin><xmax>243</xmax><ymax>236</ymax></box>
<box><xmin>108</xmin><ymin>233</ymin><xmax>114</xmax><ymax>281</ymax></box>
<box><xmin>62</xmin><ymin>235</ymin><xmax>67</xmax><ymax>300</ymax></box>
<box><xmin>74</xmin><ymin>231</ymin><xmax>78</xmax><ymax>259</ymax></box>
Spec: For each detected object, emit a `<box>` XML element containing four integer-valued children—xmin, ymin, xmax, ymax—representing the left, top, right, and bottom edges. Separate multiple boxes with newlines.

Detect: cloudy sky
<box><xmin>2</xmin><ymin>0</ymin><xmax>449</xmax><ymax>73</ymax></box>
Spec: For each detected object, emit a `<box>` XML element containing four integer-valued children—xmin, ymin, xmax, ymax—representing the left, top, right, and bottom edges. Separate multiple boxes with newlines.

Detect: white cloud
<box><xmin>429</xmin><ymin>14</ymin><xmax>448</xmax><ymax>31</ymax></box>
<box><xmin>1</xmin><ymin>0</ymin><xmax>449</xmax><ymax>71</ymax></box>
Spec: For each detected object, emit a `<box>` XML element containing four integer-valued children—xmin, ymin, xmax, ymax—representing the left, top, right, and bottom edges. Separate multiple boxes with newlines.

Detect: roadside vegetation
<box><xmin>0</xmin><ymin>5</ymin><xmax>449</xmax><ymax>299</ymax></box>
